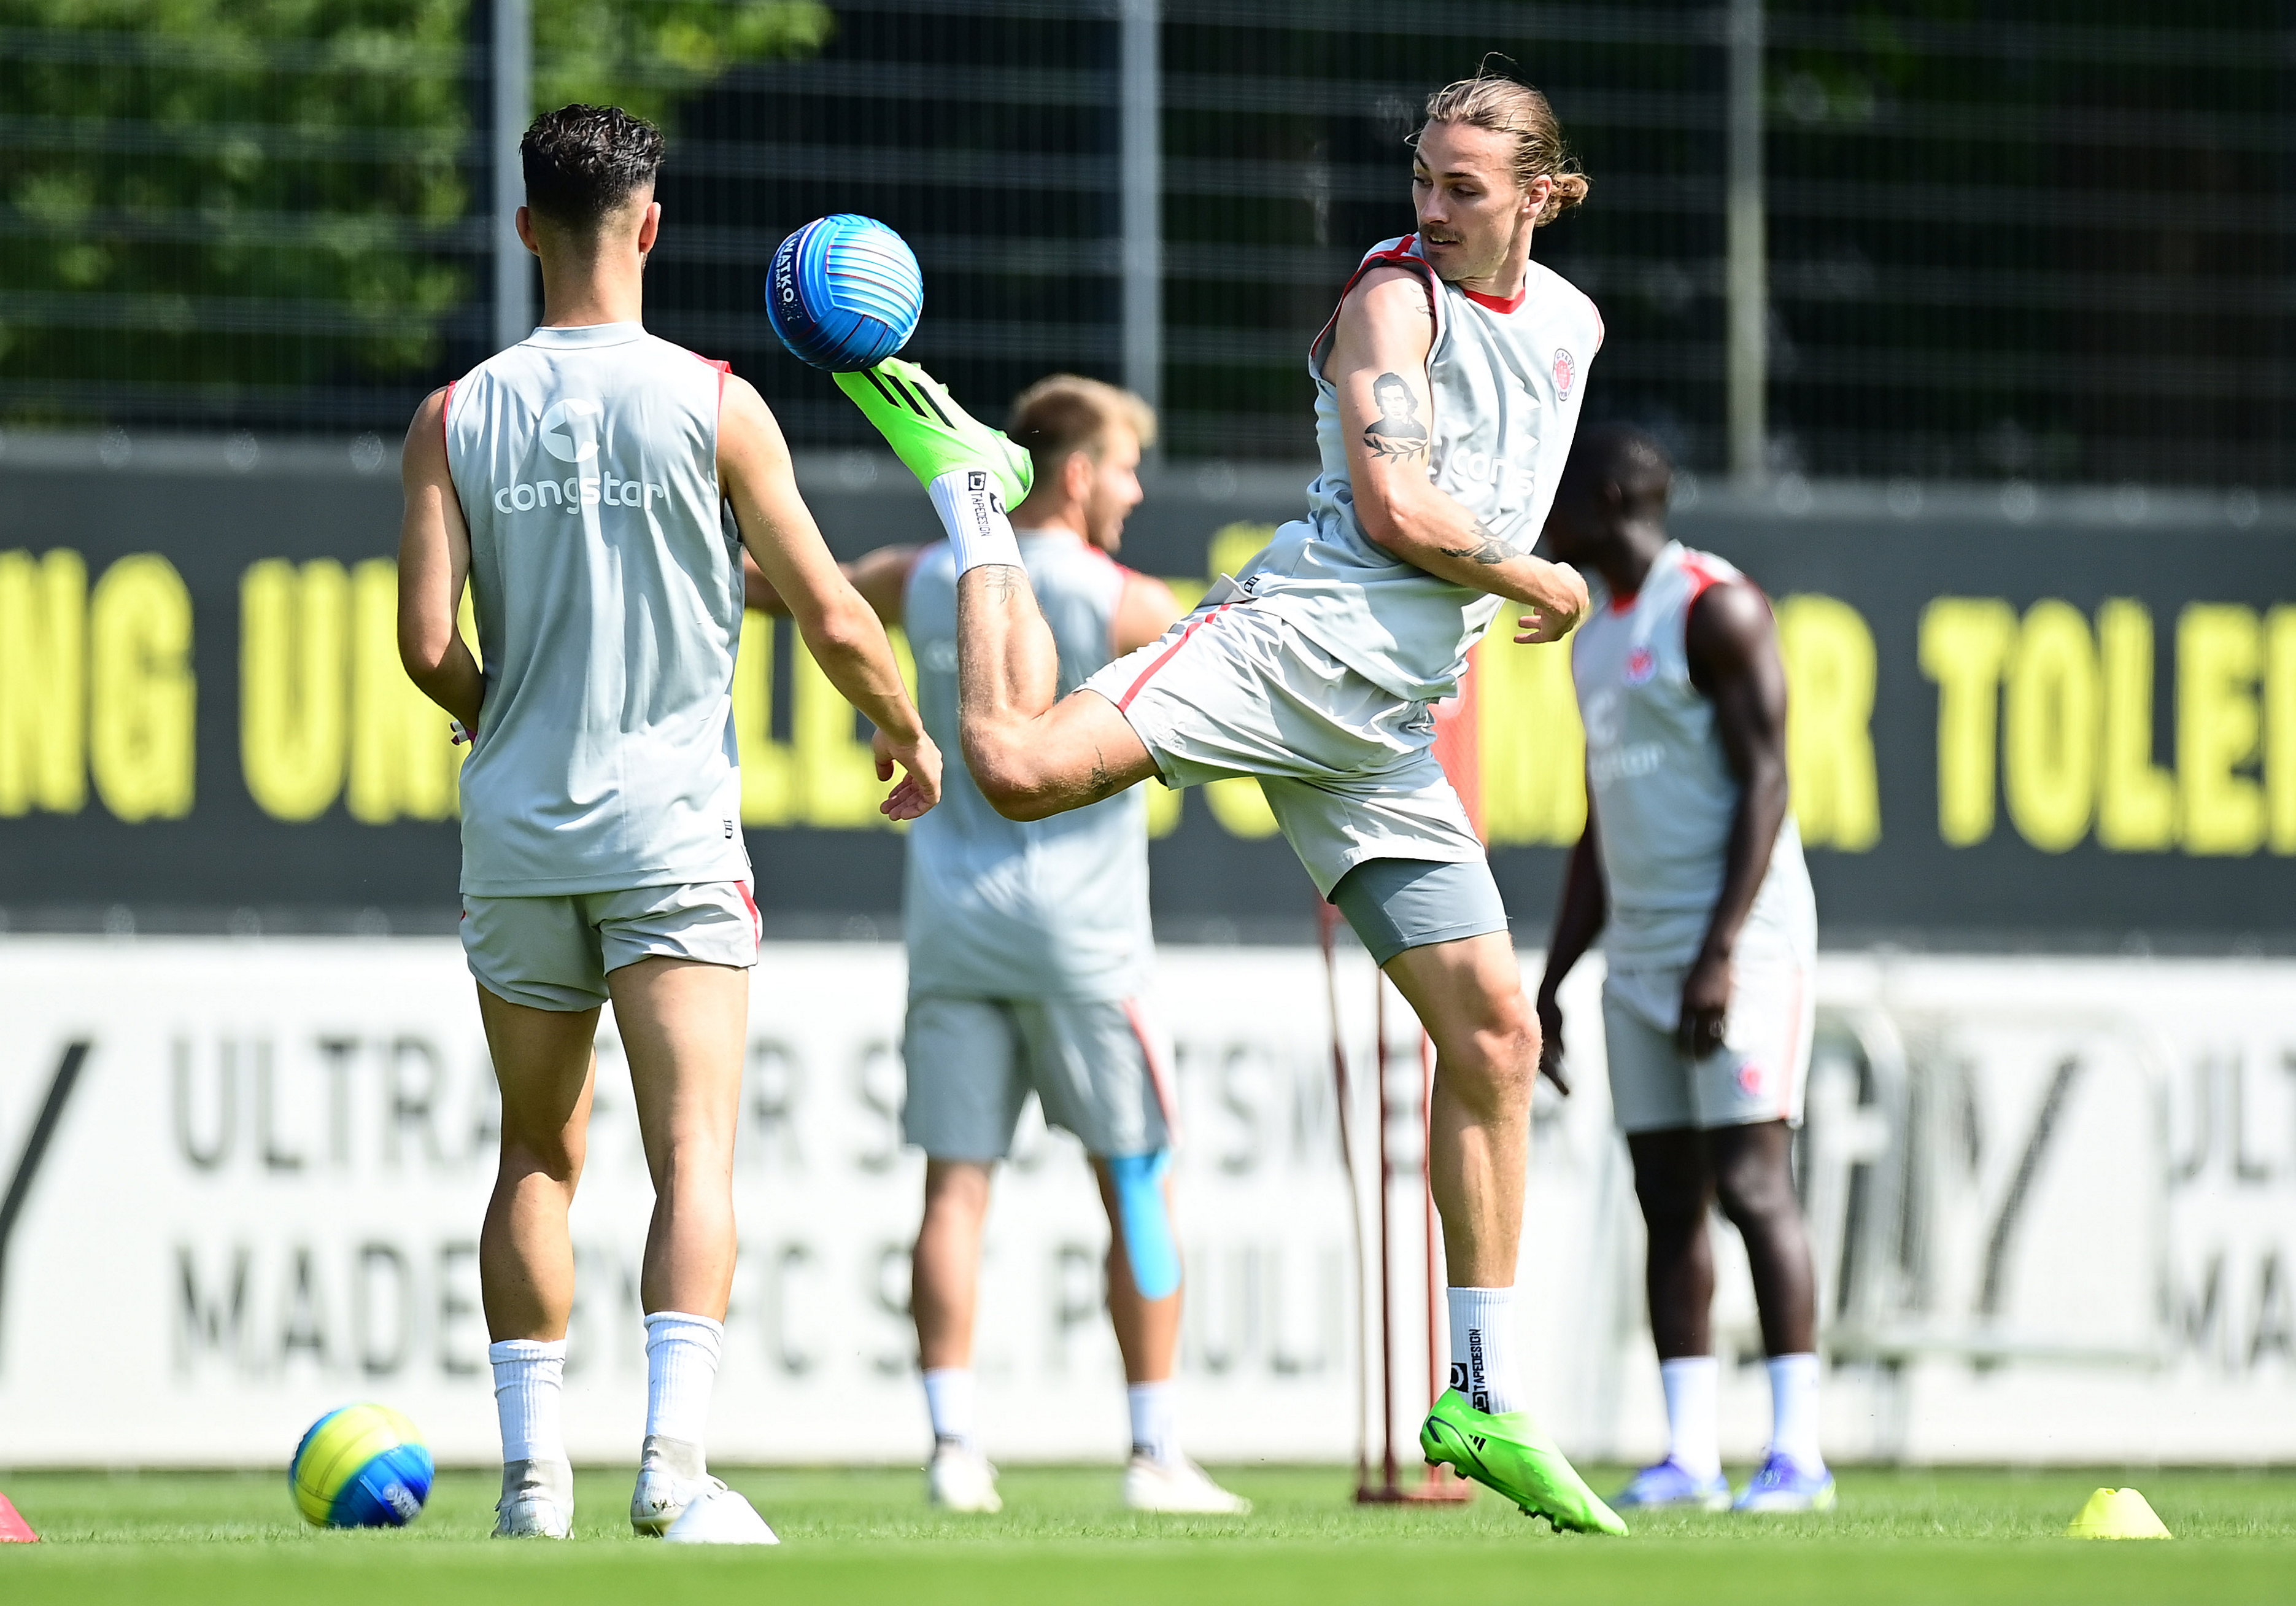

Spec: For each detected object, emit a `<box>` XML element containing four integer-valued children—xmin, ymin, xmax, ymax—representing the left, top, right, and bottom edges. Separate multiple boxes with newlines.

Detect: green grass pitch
<box><xmin>4</xmin><ymin>1464</ymin><xmax>2291</xmax><ymax>1605</ymax></box>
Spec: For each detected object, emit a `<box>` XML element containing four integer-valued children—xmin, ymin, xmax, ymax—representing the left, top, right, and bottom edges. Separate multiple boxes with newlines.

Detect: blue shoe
<box><xmin>1613</xmin><ymin>1458</ymin><xmax>1731</xmax><ymax>1511</ymax></box>
<box><xmin>1733</xmin><ymin>1451</ymin><xmax>1836</xmax><ymax>1513</ymax></box>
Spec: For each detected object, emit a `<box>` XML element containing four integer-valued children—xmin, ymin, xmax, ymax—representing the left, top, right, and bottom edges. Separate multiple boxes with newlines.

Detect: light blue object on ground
<box><xmin>1734</xmin><ymin>1451</ymin><xmax>1838</xmax><ymax>1513</ymax></box>
<box><xmin>1614</xmin><ymin>1457</ymin><xmax>1731</xmax><ymax>1511</ymax></box>
<box><xmin>1108</xmin><ymin>1150</ymin><xmax>1180</xmax><ymax>1300</ymax></box>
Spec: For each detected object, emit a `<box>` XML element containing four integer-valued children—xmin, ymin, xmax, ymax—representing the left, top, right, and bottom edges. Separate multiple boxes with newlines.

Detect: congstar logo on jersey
<box><xmin>491</xmin><ymin>398</ymin><xmax>671</xmax><ymax>516</ymax></box>
<box><xmin>1438</xmin><ymin>446</ymin><xmax>1536</xmax><ymax>502</ymax></box>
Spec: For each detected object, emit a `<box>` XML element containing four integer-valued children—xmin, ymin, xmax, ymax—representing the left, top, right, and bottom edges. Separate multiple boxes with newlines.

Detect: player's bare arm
<box><xmin>743</xmin><ymin>543</ymin><xmax>916</xmax><ymax>626</ymax></box>
<box><xmin>1677</xmin><ymin>581</ymin><xmax>1792</xmax><ymax>1058</ymax></box>
<box><xmin>719</xmin><ymin>374</ymin><xmax>941</xmax><ymax>819</ymax></box>
<box><xmin>1327</xmin><ymin>269</ymin><xmax>1589</xmax><ymax>641</ymax></box>
<box><xmin>1111</xmin><ymin>572</ymin><xmax>1184</xmax><ymax>654</ymax></box>
<box><xmin>396</xmin><ymin>387</ymin><xmax>484</xmax><ymax>731</ymax></box>
<box><xmin>1532</xmin><ymin>789</ymin><xmax>1606</xmax><ymax>1098</ymax></box>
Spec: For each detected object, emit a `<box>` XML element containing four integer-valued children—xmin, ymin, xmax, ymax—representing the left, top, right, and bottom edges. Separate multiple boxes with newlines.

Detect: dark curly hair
<box><xmin>521</xmin><ymin>104</ymin><xmax>665</xmax><ymax>230</ymax></box>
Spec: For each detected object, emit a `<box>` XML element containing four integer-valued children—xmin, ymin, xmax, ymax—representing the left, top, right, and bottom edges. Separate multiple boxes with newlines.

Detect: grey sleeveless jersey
<box><xmin>903</xmin><ymin>530</ymin><xmax>1153</xmax><ymax>1000</ymax></box>
<box><xmin>1235</xmin><ymin>235</ymin><xmax>1604</xmax><ymax>704</ymax></box>
<box><xmin>443</xmin><ymin>322</ymin><xmax>749</xmax><ymax>896</ymax></box>
<box><xmin>1571</xmin><ymin>541</ymin><xmax>1815</xmax><ymax>968</ymax></box>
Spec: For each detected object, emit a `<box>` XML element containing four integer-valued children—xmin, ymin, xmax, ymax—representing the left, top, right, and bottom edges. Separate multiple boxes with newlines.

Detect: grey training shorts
<box><xmin>1081</xmin><ymin>600</ymin><xmax>1484</xmax><ymax>899</ymax></box>
<box><xmin>903</xmin><ymin>993</ymin><xmax>1175</xmax><ymax>1162</ymax></box>
<box><xmin>461</xmin><ymin>880</ymin><xmax>760</xmax><ymax>1012</ymax></box>
<box><xmin>1601</xmin><ymin>938</ymin><xmax>1816</xmax><ymax>1134</ymax></box>
<box><xmin>1330</xmin><ymin>856</ymin><xmax>1511</xmax><ymax>966</ymax></box>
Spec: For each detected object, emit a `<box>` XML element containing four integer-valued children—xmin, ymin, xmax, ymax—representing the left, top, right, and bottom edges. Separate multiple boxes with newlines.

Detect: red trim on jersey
<box><xmin>736</xmin><ymin>880</ymin><xmax>761</xmax><ymax>943</ymax></box>
<box><xmin>1776</xmin><ymin>963</ymin><xmax>1811</xmax><ymax>1122</ymax></box>
<box><xmin>1115</xmin><ymin>603</ymin><xmax>1234</xmax><ymax>712</ymax></box>
<box><xmin>1590</xmin><ymin>298</ymin><xmax>1606</xmax><ymax>353</ymax></box>
<box><xmin>1122</xmin><ymin>997</ymin><xmax>1182</xmax><ymax>1144</ymax></box>
<box><xmin>695</xmin><ymin>353</ymin><xmax>732</xmax><ymax>409</ymax></box>
<box><xmin>1459</xmin><ymin>284</ymin><xmax>1528</xmax><ymax>314</ymax></box>
<box><xmin>1678</xmin><ymin>552</ymin><xmax>1728</xmax><ymax>603</ymax></box>
<box><xmin>1679</xmin><ymin>554</ymin><xmax>1774</xmax><ymax>672</ymax></box>
<box><xmin>687</xmin><ymin>349</ymin><xmax>733</xmax><ymax>409</ymax></box>
<box><xmin>1309</xmin><ymin>236</ymin><xmax>1441</xmax><ymax>371</ymax></box>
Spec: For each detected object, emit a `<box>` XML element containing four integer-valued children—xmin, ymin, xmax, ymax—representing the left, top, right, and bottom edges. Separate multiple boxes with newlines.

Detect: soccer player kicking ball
<box><xmin>745</xmin><ymin>377</ymin><xmax>1245</xmax><ymax>1514</ymax></box>
<box><xmin>397</xmin><ymin>104</ymin><xmax>938</xmax><ymax>1541</ymax></box>
<box><xmin>1534</xmin><ymin>427</ymin><xmax>1833</xmax><ymax>1515</ymax></box>
<box><xmin>827</xmin><ymin>74</ymin><xmax>1625</xmax><ymax>1535</ymax></box>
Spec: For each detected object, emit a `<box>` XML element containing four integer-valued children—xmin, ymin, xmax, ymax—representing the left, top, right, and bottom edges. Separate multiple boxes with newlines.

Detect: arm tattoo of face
<box><xmin>1363</xmin><ymin>372</ymin><xmax>1430</xmax><ymax>464</ymax></box>
<box><xmin>1437</xmin><ymin>519</ymin><xmax>1516</xmax><ymax>565</ymax></box>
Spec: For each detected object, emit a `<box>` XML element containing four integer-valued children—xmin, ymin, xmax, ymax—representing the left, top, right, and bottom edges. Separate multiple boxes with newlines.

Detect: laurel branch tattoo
<box><xmin>1437</xmin><ymin>519</ymin><xmax>1514</xmax><ymax>565</ymax></box>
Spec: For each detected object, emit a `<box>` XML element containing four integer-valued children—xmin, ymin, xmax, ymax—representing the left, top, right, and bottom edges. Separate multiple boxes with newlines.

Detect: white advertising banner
<box><xmin>0</xmin><ymin>939</ymin><xmax>2289</xmax><ymax>1468</ymax></box>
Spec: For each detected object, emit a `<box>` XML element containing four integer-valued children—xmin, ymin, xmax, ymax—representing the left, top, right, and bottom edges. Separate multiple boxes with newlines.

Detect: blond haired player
<box><xmin>747</xmin><ymin>377</ymin><xmax>1245</xmax><ymax>1514</ymax></box>
<box><xmin>831</xmin><ymin>76</ymin><xmax>1626</xmax><ymax>1534</ymax></box>
<box><xmin>397</xmin><ymin>104</ymin><xmax>937</xmax><ymax>1542</ymax></box>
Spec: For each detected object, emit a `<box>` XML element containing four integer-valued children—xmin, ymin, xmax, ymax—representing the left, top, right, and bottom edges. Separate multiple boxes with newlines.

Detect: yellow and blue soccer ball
<box><xmin>290</xmin><ymin>1404</ymin><xmax>434</xmax><ymax>1528</ymax></box>
<box><xmin>767</xmin><ymin>213</ymin><xmax>924</xmax><ymax>371</ymax></box>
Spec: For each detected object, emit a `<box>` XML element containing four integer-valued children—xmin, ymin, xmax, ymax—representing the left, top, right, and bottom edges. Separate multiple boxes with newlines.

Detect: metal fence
<box><xmin>1</xmin><ymin>1</ymin><xmax>2289</xmax><ymax>487</ymax></box>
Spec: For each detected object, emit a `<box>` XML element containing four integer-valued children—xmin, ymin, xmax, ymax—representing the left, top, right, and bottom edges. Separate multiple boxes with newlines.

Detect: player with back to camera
<box><xmin>744</xmin><ymin>376</ymin><xmax>1247</xmax><ymax>1515</ymax></box>
<box><xmin>396</xmin><ymin>104</ymin><xmax>939</xmax><ymax>1542</ymax></box>
<box><xmin>1534</xmin><ymin>425</ymin><xmax>1832</xmax><ymax>1513</ymax></box>
<box><xmin>819</xmin><ymin>74</ymin><xmax>1627</xmax><ymax>1534</ymax></box>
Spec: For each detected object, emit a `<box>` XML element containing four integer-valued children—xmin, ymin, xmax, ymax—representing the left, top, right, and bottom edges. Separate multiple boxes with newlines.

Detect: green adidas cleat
<box><xmin>834</xmin><ymin>358</ymin><xmax>1034</xmax><ymax>510</ymax></box>
<box><xmin>1420</xmin><ymin>1389</ymin><xmax>1629</xmax><ymax>1537</ymax></box>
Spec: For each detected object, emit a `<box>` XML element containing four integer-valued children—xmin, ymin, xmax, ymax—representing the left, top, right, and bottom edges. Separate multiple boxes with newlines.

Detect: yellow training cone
<box><xmin>2065</xmin><ymin>1488</ymin><xmax>2171</xmax><ymax>1540</ymax></box>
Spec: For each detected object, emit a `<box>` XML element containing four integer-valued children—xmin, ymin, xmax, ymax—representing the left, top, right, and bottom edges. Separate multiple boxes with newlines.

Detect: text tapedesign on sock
<box><xmin>1467</xmin><ymin>1328</ymin><xmax>1489</xmax><ymax>1413</ymax></box>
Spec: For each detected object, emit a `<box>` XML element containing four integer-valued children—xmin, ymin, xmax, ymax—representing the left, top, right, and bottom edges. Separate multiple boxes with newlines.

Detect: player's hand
<box><xmin>1677</xmin><ymin>949</ymin><xmax>1733</xmax><ymax>1060</ymax></box>
<box><xmin>1512</xmin><ymin>560</ymin><xmax>1588</xmax><ymax>644</ymax></box>
<box><xmin>1512</xmin><ymin>607</ymin><xmax>1576</xmax><ymax>646</ymax></box>
<box><xmin>1534</xmin><ymin>990</ymin><xmax>1571</xmax><ymax>1096</ymax></box>
<box><xmin>875</xmin><ymin>729</ymin><xmax>941</xmax><ymax>820</ymax></box>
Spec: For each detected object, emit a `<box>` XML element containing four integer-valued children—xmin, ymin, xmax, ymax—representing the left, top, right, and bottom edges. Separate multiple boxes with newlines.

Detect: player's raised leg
<box><xmin>476</xmin><ymin>983</ymin><xmax>597</xmax><ymax>1538</ymax></box>
<box><xmin>613</xmin><ymin>953</ymin><xmax>759</xmax><ymax>1538</ymax></box>
<box><xmin>838</xmin><ymin>359</ymin><xmax>1158</xmax><ymax>819</ymax></box>
<box><xmin>1378</xmin><ymin>926</ymin><xmax>1626</xmax><ymax>1536</ymax></box>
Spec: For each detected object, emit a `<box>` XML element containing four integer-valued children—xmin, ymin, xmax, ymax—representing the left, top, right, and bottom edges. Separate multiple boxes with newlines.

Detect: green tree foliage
<box><xmin>0</xmin><ymin>0</ymin><xmax>829</xmax><ymax>426</ymax></box>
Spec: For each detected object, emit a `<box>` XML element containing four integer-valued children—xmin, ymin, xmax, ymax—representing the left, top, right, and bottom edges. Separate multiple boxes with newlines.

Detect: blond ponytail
<box><xmin>1421</xmin><ymin>75</ymin><xmax>1590</xmax><ymax>225</ymax></box>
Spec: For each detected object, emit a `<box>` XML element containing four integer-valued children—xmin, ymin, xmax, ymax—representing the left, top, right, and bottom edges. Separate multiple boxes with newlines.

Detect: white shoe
<box><xmin>927</xmin><ymin>1441</ymin><xmax>1003</xmax><ymax>1513</ymax></box>
<box><xmin>1123</xmin><ymin>1453</ymin><xmax>1251</xmax><ymax>1515</ymax></box>
<box><xmin>631</xmin><ymin>1435</ymin><xmax>715</xmax><ymax>1535</ymax></box>
<box><xmin>662</xmin><ymin>1485</ymin><xmax>780</xmax><ymax>1545</ymax></box>
<box><xmin>492</xmin><ymin>1458</ymin><xmax>573</xmax><ymax>1538</ymax></box>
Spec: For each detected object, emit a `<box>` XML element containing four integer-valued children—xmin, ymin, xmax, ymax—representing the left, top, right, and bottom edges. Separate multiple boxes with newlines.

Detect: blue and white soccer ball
<box><xmin>767</xmin><ymin>214</ymin><xmax>924</xmax><ymax>371</ymax></box>
<box><xmin>290</xmin><ymin>1403</ymin><xmax>435</xmax><ymax>1529</ymax></box>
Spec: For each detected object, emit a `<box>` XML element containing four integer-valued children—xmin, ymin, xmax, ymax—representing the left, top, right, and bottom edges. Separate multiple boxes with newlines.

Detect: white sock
<box><xmin>1767</xmin><ymin>1352</ymin><xmax>1823</xmax><ymax>1468</ymax></box>
<box><xmin>927</xmin><ymin>468</ymin><xmax>1022</xmax><ymax>574</ymax></box>
<box><xmin>1659</xmin><ymin>1356</ymin><xmax>1722</xmax><ymax>1480</ymax></box>
<box><xmin>643</xmin><ymin>1311</ymin><xmax>724</xmax><ymax>1450</ymax></box>
<box><xmin>922</xmin><ymin>1367</ymin><xmax>978</xmax><ymax>1451</ymax></box>
<box><xmin>488</xmin><ymin>1337</ymin><xmax>568</xmax><ymax>1465</ymax></box>
<box><xmin>1128</xmin><ymin>1379</ymin><xmax>1178</xmax><ymax>1465</ymax></box>
<box><xmin>1445</xmin><ymin>1286</ymin><xmax>1526</xmax><ymax>1415</ymax></box>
